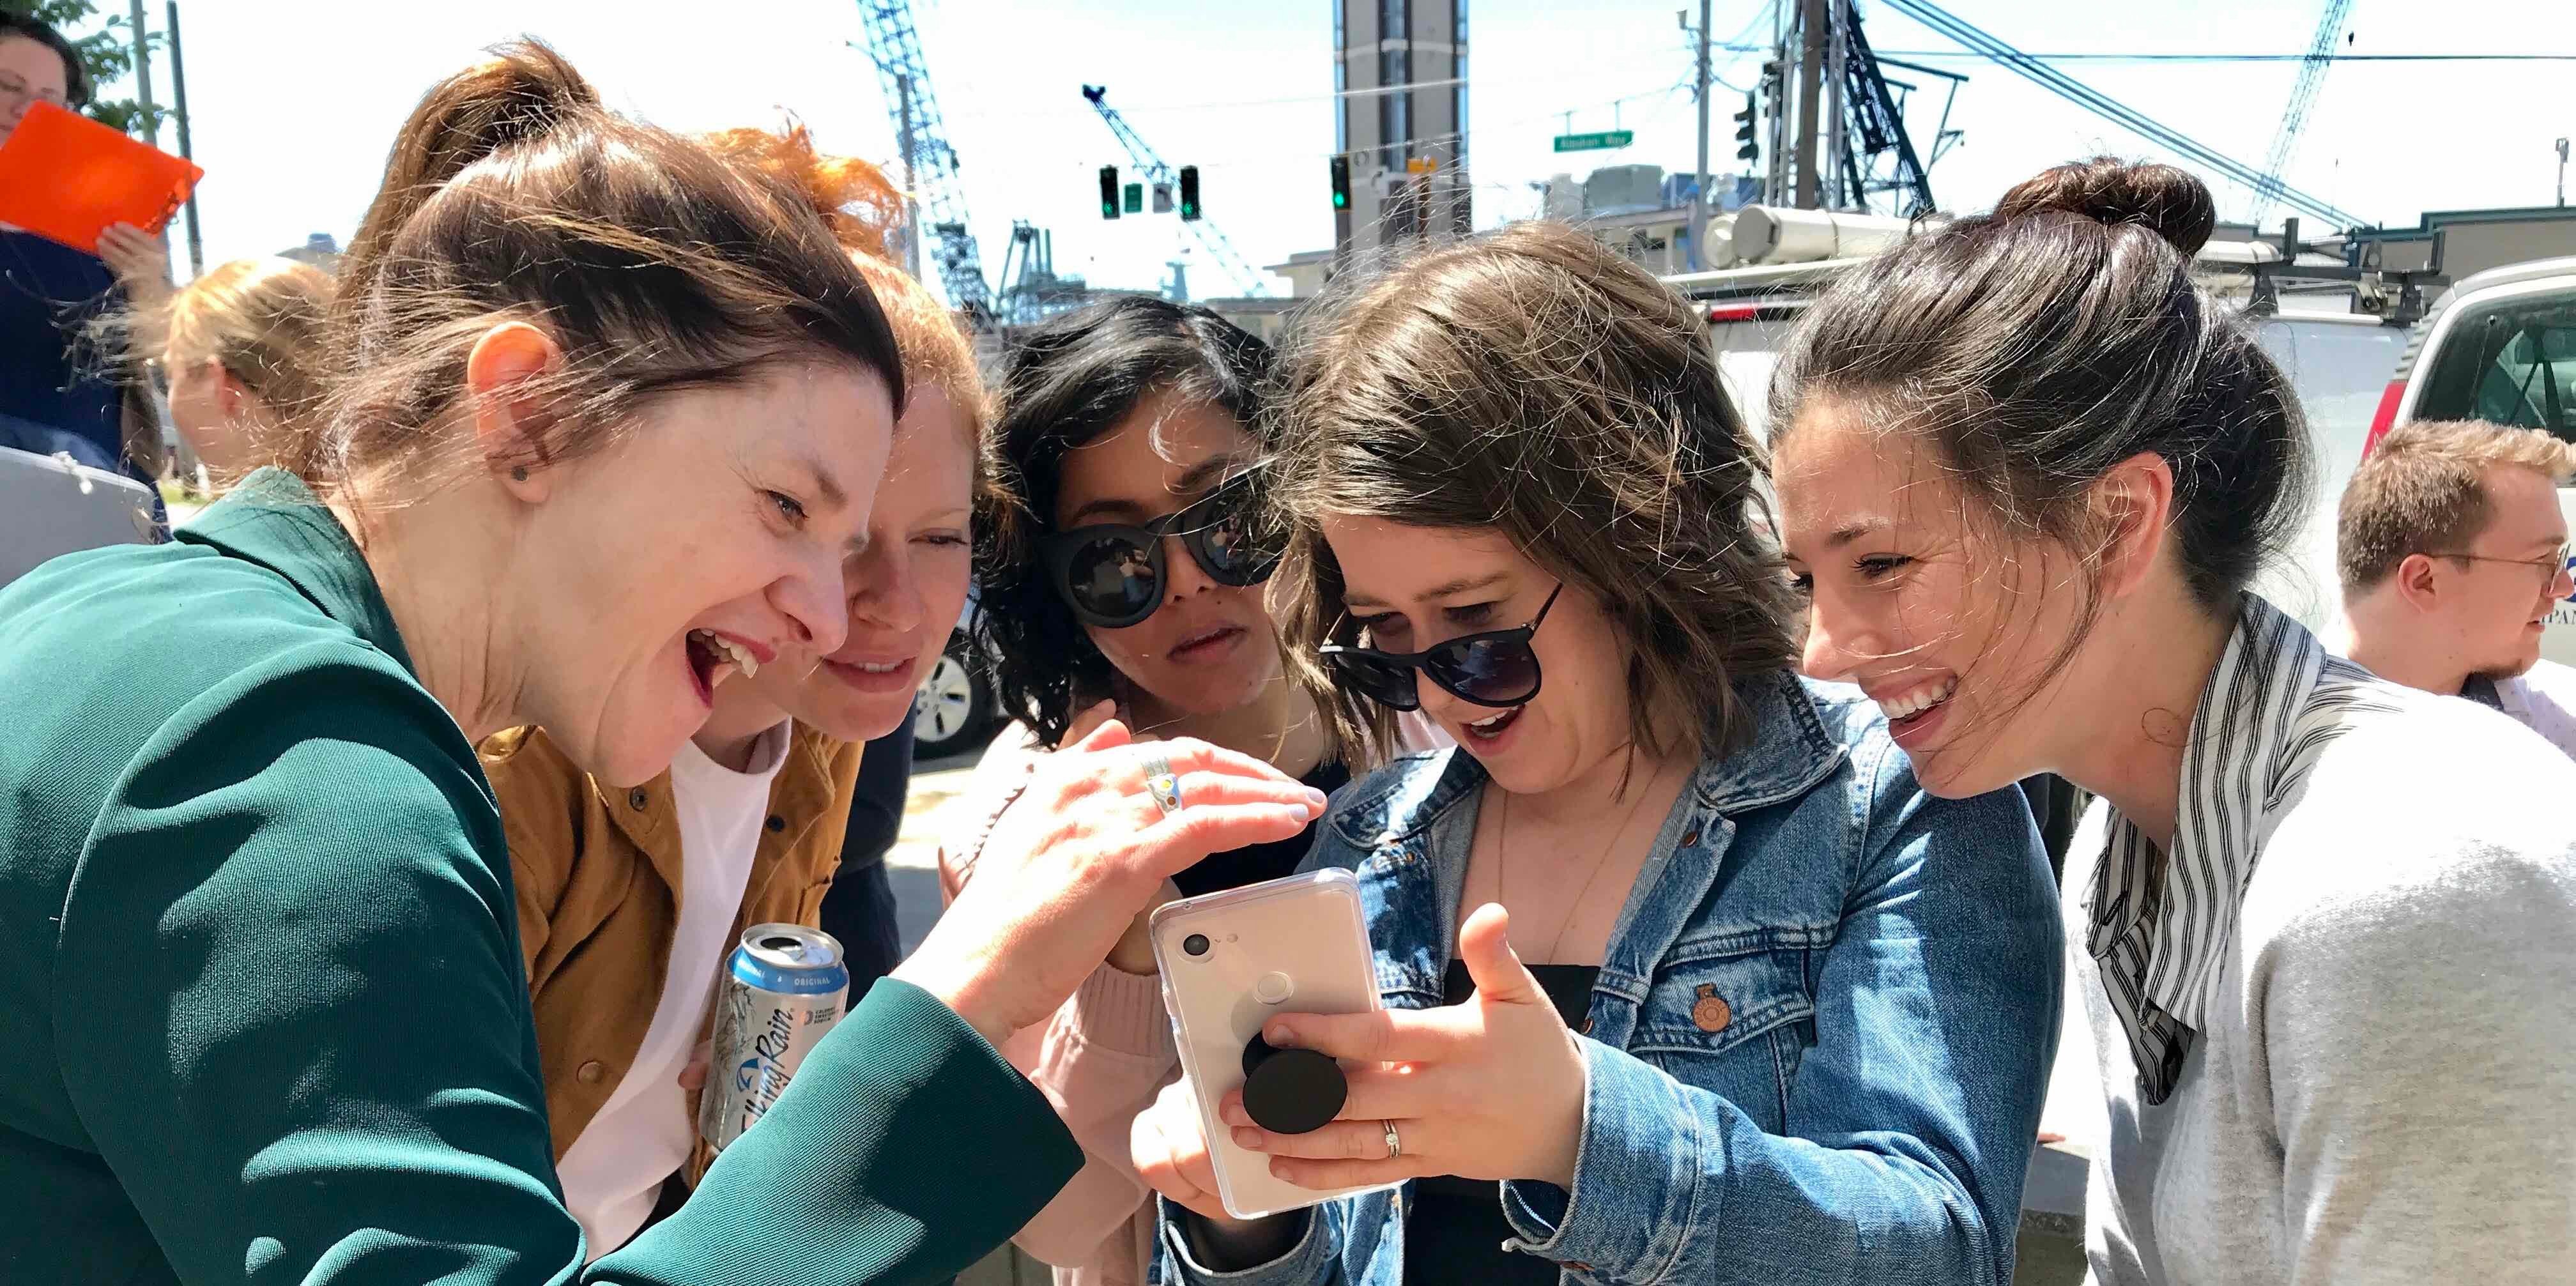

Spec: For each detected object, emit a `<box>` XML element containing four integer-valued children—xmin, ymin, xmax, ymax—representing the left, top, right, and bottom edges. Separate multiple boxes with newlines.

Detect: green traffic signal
<box><xmin>1329</xmin><ymin>155</ymin><xmax>1351</xmax><ymax>210</ymax></box>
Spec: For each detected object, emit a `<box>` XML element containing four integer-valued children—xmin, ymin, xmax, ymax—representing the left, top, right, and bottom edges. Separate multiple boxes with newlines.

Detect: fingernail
<box><xmin>1220</xmin><ymin>1101</ymin><xmax>1250</xmax><ymax>1127</ymax></box>
<box><xmin>1304</xmin><ymin>788</ymin><xmax>1330</xmax><ymax>811</ymax></box>
<box><xmin>1232</xmin><ymin>1126</ymin><xmax>1264</xmax><ymax>1149</ymax></box>
<box><xmin>1265</xmin><ymin>1020</ymin><xmax>1294</xmax><ymax>1045</ymax></box>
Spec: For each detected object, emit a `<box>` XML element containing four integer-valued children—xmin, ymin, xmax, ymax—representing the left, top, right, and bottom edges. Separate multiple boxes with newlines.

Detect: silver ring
<box><xmin>1382</xmin><ymin>1119</ymin><xmax>1401</xmax><ymax>1160</ymax></box>
<box><xmin>1142</xmin><ymin>753</ymin><xmax>1183</xmax><ymax>817</ymax></box>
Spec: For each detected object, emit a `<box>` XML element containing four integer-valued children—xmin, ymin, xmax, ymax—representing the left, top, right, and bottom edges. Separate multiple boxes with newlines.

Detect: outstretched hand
<box><xmin>893</xmin><ymin>717</ymin><xmax>1326</xmax><ymax>1047</ymax></box>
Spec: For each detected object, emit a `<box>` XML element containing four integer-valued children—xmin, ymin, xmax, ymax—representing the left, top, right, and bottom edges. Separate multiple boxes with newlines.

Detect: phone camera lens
<box><xmin>1182</xmin><ymin>933</ymin><xmax>1211</xmax><ymax>958</ymax></box>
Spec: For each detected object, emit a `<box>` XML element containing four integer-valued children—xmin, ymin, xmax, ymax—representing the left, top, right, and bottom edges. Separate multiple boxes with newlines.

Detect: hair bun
<box><xmin>1993</xmin><ymin>157</ymin><xmax>2216</xmax><ymax>257</ymax></box>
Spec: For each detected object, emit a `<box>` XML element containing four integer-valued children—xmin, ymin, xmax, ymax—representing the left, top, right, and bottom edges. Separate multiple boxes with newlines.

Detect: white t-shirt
<box><xmin>555</xmin><ymin>721</ymin><xmax>791</xmax><ymax>1259</ymax></box>
<box><xmin>2493</xmin><ymin>658</ymin><xmax>2576</xmax><ymax>762</ymax></box>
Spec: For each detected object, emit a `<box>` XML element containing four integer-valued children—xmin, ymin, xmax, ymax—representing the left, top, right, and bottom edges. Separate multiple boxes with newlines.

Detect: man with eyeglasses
<box><xmin>2340</xmin><ymin>418</ymin><xmax>2576</xmax><ymax>759</ymax></box>
<box><xmin>1</xmin><ymin>12</ymin><xmax>169</xmax><ymax>516</ymax></box>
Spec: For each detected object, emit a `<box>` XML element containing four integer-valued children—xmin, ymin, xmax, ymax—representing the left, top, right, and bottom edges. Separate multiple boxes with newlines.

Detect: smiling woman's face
<box><xmin>514</xmin><ymin>361</ymin><xmax>894</xmax><ymax>787</ymax></box>
<box><xmin>733</xmin><ymin>382</ymin><xmax>977</xmax><ymax>743</ymax></box>
<box><xmin>1776</xmin><ymin>405</ymin><xmax>2091</xmax><ymax>799</ymax></box>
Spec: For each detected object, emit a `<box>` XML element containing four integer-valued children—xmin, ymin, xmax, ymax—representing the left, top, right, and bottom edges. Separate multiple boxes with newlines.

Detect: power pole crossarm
<box><xmin>1080</xmin><ymin>84</ymin><xmax>1269</xmax><ymax>297</ymax></box>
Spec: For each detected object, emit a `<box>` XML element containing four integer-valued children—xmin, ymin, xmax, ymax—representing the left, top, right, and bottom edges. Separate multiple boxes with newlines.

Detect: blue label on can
<box><xmin>730</xmin><ymin>947</ymin><xmax>849</xmax><ymax>995</ymax></box>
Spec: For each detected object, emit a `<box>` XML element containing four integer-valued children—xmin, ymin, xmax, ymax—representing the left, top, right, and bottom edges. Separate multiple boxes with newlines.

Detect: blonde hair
<box><xmin>162</xmin><ymin>257</ymin><xmax>337</xmax><ymax>427</ymax></box>
<box><xmin>2339</xmin><ymin>419</ymin><xmax>2576</xmax><ymax>593</ymax></box>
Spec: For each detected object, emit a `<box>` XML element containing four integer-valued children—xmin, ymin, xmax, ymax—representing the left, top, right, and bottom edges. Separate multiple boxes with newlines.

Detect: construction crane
<box><xmin>2248</xmin><ymin>0</ymin><xmax>2353</xmax><ymax>229</ymax></box>
<box><xmin>1884</xmin><ymin>0</ymin><xmax>2363</xmax><ymax>229</ymax></box>
<box><xmin>1080</xmin><ymin>85</ymin><xmax>1270</xmax><ymax>298</ymax></box>
<box><xmin>854</xmin><ymin>1</ymin><xmax>994</xmax><ymax>325</ymax></box>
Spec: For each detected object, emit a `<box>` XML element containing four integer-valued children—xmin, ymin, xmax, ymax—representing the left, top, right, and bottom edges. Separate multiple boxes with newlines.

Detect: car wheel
<box><xmin>913</xmin><ymin>635</ymin><xmax>992</xmax><ymax>754</ymax></box>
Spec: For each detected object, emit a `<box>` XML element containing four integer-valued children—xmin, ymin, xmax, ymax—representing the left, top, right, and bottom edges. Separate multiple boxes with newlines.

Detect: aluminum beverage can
<box><xmin>698</xmin><ymin>922</ymin><xmax>850</xmax><ymax>1151</ymax></box>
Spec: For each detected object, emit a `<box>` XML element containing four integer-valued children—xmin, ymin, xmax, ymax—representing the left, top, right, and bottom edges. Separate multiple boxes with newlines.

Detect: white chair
<box><xmin>0</xmin><ymin>445</ymin><xmax>160</xmax><ymax>590</ymax></box>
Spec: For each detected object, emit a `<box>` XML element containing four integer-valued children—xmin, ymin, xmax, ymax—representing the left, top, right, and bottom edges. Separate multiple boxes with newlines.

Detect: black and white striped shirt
<box><xmin>2081</xmin><ymin>596</ymin><xmax>2401</xmax><ymax>1104</ymax></box>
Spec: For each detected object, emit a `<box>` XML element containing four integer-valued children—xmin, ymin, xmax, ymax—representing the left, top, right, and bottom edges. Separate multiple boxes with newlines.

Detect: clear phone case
<box><xmin>1151</xmin><ymin>868</ymin><xmax>1399</xmax><ymax>1220</ymax></box>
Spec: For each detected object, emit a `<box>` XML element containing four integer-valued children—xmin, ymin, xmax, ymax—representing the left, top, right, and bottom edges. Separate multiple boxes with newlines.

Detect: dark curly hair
<box><xmin>974</xmin><ymin>296</ymin><xmax>1273</xmax><ymax>747</ymax></box>
<box><xmin>1267</xmin><ymin>220</ymin><xmax>1798</xmax><ymax>766</ymax></box>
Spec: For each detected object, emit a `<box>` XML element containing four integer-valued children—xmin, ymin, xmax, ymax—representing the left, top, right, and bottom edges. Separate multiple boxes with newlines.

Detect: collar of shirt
<box><xmin>2083</xmin><ymin>595</ymin><xmax>2401</xmax><ymax>1099</ymax></box>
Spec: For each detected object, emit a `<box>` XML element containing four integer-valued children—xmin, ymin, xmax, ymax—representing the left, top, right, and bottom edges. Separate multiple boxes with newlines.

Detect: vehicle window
<box><xmin>2416</xmin><ymin>292</ymin><xmax>2576</xmax><ymax>442</ymax></box>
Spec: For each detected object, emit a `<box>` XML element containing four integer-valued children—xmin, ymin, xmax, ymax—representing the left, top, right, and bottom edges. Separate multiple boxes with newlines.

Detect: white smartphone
<box><xmin>1151</xmin><ymin>868</ymin><xmax>1395</xmax><ymax>1220</ymax></box>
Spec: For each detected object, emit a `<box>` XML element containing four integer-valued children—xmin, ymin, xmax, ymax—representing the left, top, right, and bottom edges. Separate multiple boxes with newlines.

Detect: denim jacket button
<box><xmin>1577</xmin><ymin>1017</ymin><xmax>1593</xmax><ymax>1035</ymax></box>
<box><xmin>627</xmin><ymin>786</ymin><xmax>649</xmax><ymax>811</ymax></box>
<box><xmin>1691</xmin><ymin>983</ymin><xmax>1732</xmax><ymax>1032</ymax></box>
<box><xmin>1682</xmin><ymin>830</ymin><xmax>1700</xmax><ymax>846</ymax></box>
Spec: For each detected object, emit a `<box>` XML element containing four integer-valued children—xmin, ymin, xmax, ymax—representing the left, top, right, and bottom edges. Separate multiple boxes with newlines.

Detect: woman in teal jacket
<box><xmin>0</xmin><ymin>43</ymin><xmax>1323</xmax><ymax>1285</ymax></box>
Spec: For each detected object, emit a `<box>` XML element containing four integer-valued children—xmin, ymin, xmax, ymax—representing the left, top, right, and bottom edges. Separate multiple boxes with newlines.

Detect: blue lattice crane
<box><xmin>854</xmin><ymin>1</ymin><xmax>993</xmax><ymax>325</ymax></box>
<box><xmin>2248</xmin><ymin>0</ymin><xmax>2353</xmax><ymax>229</ymax></box>
<box><xmin>1080</xmin><ymin>85</ymin><xmax>1270</xmax><ymax>298</ymax></box>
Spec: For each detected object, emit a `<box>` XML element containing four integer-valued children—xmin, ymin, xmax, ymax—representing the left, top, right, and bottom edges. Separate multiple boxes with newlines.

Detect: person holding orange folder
<box><xmin>0</xmin><ymin>12</ymin><xmax>168</xmax><ymax>516</ymax></box>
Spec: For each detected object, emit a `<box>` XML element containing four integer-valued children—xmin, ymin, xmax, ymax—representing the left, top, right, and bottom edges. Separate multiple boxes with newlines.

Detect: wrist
<box><xmin>890</xmin><ymin>954</ymin><xmax>1009</xmax><ymax>1049</ymax></box>
<box><xmin>1532</xmin><ymin>1036</ymin><xmax>1590</xmax><ymax>1190</ymax></box>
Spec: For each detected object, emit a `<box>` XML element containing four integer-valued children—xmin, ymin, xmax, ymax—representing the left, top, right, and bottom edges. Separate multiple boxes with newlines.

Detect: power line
<box><xmin>1722</xmin><ymin>44</ymin><xmax>2576</xmax><ymax>63</ymax></box>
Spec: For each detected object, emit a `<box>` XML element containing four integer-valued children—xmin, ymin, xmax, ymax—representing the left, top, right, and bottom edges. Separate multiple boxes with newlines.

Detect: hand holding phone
<box><xmin>1149</xmin><ymin>869</ymin><xmax>1393</xmax><ymax>1220</ymax></box>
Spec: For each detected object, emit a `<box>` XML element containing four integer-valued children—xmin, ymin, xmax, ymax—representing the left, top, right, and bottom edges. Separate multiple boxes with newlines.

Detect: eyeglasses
<box><xmin>1319</xmin><ymin>585</ymin><xmax>1564</xmax><ymax>711</ymax></box>
<box><xmin>0</xmin><ymin>73</ymin><xmax>68</xmax><ymax>112</ymax></box>
<box><xmin>1037</xmin><ymin>472</ymin><xmax>1278</xmax><ymax>629</ymax></box>
<box><xmin>2433</xmin><ymin>542</ymin><xmax>2575</xmax><ymax>595</ymax></box>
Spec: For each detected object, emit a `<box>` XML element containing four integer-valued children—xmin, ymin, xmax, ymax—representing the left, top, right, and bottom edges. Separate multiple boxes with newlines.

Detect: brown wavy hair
<box><xmin>300</xmin><ymin>40</ymin><xmax>903</xmax><ymax>499</ymax></box>
<box><xmin>1266</xmin><ymin>220</ymin><xmax>1798</xmax><ymax>765</ymax></box>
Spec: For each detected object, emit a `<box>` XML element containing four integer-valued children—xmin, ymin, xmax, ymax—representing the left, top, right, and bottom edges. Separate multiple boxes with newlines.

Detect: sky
<box><xmin>77</xmin><ymin>0</ymin><xmax>2576</xmax><ymax>302</ymax></box>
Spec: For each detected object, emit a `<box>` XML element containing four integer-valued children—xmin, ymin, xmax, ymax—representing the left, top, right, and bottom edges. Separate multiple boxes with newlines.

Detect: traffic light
<box><xmin>1734</xmin><ymin>92</ymin><xmax>1759</xmax><ymax>162</ymax></box>
<box><xmin>1329</xmin><ymin>155</ymin><xmax>1351</xmax><ymax>210</ymax></box>
<box><xmin>1098</xmin><ymin>165</ymin><xmax>1121</xmax><ymax>220</ymax></box>
<box><xmin>1177</xmin><ymin>165</ymin><xmax>1202</xmax><ymax>221</ymax></box>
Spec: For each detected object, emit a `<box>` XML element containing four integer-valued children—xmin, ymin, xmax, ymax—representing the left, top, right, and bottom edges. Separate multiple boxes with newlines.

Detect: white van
<box><xmin>2371</xmin><ymin>256</ymin><xmax>2576</xmax><ymax>664</ymax></box>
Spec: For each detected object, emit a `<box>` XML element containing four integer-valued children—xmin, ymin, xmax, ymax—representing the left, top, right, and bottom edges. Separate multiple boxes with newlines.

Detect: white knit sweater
<box><xmin>2063</xmin><ymin>681</ymin><xmax>2576</xmax><ymax>1285</ymax></box>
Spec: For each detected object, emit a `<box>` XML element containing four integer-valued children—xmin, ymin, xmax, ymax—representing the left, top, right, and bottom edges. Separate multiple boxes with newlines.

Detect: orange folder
<box><xmin>0</xmin><ymin>100</ymin><xmax>203</xmax><ymax>255</ymax></box>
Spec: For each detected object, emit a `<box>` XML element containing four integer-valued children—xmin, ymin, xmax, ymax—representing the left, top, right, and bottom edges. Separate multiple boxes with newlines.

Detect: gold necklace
<box><xmin>1496</xmin><ymin>756</ymin><xmax>1669</xmax><ymax>965</ymax></box>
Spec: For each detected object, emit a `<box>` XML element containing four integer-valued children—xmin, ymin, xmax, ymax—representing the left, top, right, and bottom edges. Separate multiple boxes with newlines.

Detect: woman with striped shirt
<box><xmin>1775</xmin><ymin>158</ymin><xmax>2576</xmax><ymax>1285</ymax></box>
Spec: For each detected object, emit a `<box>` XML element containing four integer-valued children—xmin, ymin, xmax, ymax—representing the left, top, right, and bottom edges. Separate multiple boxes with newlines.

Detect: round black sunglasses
<box><xmin>1037</xmin><ymin>473</ymin><xmax>1279</xmax><ymax>629</ymax></box>
<box><xmin>1318</xmin><ymin>585</ymin><xmax>1563</xmax><ymax>711</ymax></box>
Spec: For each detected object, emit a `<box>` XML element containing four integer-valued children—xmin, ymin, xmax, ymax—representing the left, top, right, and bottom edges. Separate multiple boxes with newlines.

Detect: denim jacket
<box><xmin>1158</xmin><ymin>672</ymin><xmax>2062</xmax><ymax>1285</ymax></box>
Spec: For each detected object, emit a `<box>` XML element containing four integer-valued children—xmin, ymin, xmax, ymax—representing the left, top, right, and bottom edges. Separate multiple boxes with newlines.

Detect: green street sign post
<box><xmin>1123</xmin><ymin>183</ymin><xmax>1144</xmax><ymax>214</ymax></box>
<box><xmin>1552</xmin><ymin>130</ymin><xmax>1634</xmax><ymax>153</ymax></box>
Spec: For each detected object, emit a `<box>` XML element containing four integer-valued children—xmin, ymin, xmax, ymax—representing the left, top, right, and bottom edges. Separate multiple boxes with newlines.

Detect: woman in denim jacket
<box><xmin>1129</xmin><ymin>221</ymin><xmax>2062</xmax><ymax>1285</ymax></box>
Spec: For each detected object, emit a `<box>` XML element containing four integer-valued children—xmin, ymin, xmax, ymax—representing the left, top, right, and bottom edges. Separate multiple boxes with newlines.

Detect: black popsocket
<box><xmin>1240</xmin><ymin>1032</ymin><xmax>1345</xmax><ymax>1135</ymax></box>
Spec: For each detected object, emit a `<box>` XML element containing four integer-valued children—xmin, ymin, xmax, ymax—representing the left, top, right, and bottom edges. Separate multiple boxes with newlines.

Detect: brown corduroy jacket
<box><xmin>477</xmin><ymin>722</ymin><xmax>863</xmax><ymax>1175</ymax></box>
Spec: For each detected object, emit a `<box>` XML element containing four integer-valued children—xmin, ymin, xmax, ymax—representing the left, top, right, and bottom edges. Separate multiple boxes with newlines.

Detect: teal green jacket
<box><xmin>0</xmin><ymin>472</ymin><xmax>1080</xmax><ymax>1283</ymax></box>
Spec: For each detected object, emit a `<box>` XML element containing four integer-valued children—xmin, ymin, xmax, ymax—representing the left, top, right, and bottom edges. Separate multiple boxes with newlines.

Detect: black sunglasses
<box><xmin>1038</xmin><ymin>473</ymin><xmax>1278</xmax><ymax>629</ymax></box>
<box><xmin>1319</xmin><ymin>585</ymin><xmax>1564</xmax><ymax>711</ymax></box>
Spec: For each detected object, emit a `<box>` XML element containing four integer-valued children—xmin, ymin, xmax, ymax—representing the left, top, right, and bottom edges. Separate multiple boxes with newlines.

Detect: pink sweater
<box><xmin>939</xmin><ymin>717</ymin><xmax>1446</xmax><ymax>1286</ymax></box>
<box><xmin>939</xmin><ymin>727</ymin><xmax>1175</xmax><ymax>1286</ymax></box>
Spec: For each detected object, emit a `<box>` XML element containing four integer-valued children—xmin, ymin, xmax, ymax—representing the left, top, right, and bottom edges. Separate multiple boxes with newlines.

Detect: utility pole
<box><xmin>125</xmin><ymin>0</ymin><xmax>156</xmax><ymax>144</ymax></box>
<box><xmin>1823</xmin><ymin>0</ymin><xmax>1847</xmax><ymax>210</ymax></box>
<box><xmin>1795</xmin><ymin>0</ymin><xmax>1825</xmax><ymax>208</ymax></box>
<box><xmin>164</xmin><ymin>1</ymin><xmax>199</xmax><ymax>277</ymax></box>
<box><xmin>1689</xmin><ymin>0</ymin><xmax>1712</xmax><ymax>271</ymax></box>
<box><xmin>894</xmin><ymin>73</ymin><xmax>923</xmax><ymax>284</ymax></box>
<box><xmin>2559</xmin><ymin>138</ymin><xmax>2570</xmax><ymax>209</ymax></box>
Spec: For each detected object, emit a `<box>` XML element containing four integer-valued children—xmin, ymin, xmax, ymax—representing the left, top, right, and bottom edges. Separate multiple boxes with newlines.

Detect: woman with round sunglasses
<box><xmin>946</xmin><ymin>296</ymin><xmax>1438</xmax><ymax>1286</ymax></box>
<box><xmin>1127</xmin><ymin>221</ymin><xmax>2062</xmax><ymax>1286</ymax></box>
